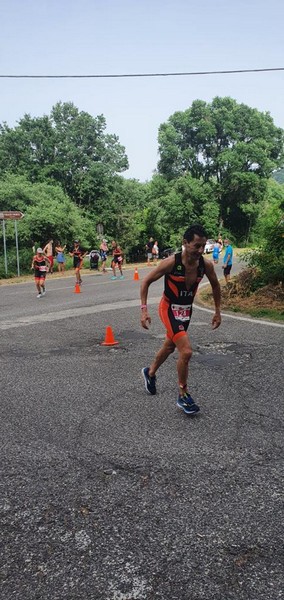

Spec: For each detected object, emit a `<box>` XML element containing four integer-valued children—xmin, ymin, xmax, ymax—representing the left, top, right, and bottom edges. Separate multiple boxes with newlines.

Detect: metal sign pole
<box><xmin>2</xmin><ymin>219</ymin><xmax>8</xmax><ymax>276</ymax></box>
<box><xmin>14</xmin><ymin>219</ymin><xmax>20</xmax><ymax>277</ymax></box>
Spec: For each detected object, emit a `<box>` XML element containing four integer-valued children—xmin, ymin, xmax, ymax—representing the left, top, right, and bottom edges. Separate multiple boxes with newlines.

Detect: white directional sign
<box><xmin>1</xmin><ymin>210</ymin><xmax>24</xmax><ymax>277</ymax></box>
<box><xmin>0</xmin><ymin>211</ymin><xmax>24</xmax><ymax>220</ymax></box>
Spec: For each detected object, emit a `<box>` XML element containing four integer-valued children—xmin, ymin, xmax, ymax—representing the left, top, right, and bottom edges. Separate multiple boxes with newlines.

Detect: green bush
<box><xmin>243</xmin><ymin>218</ymin><xmax>284</xmax><ymax>286</ymax></box>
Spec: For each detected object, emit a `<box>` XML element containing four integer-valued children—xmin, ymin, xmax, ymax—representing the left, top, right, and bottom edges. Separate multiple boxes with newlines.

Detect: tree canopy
<box><xmin>0</xmin><ymin>97</ymin><xmax>283</xmax><ymax>274</ymax></box>
<box><xmin>158</xmin><ymin>97</ymin><xmax>284</xmax><ymax>240</ymax></box>
<box><xmin>0</xmin><ymin>102</ymin><xmax>128</xmax><ymax>204</ymax></box>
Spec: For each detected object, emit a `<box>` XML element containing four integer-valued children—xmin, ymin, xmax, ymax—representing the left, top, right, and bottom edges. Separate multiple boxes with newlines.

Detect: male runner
<box><xmin>140</xmin><ymin>224</ymin><xmax>221</xmax><ymax>415</ymax></box>
<box><xmin>31</xmin><ymin>248</ymin><xmax>50</xmax><ymax>298</ymax></box>
<box><xmin>69</xmin><ymin>240</ymin><xmax>87</xmax><ymax>285</ymax></box>
<box><xmin>111</xmin><ymin>241</ymin><xmax>124</xmax><ymax>279</ymax></box>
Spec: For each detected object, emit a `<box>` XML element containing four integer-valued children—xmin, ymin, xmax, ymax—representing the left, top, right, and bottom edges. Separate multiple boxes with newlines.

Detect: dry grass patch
<box><xmin>199</xmin><ymin>268</ymin><xmax>284</xmax><ymax>321</ymax></box>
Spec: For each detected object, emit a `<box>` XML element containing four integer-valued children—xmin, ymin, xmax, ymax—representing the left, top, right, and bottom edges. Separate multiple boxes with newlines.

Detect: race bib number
<box><xmin>171</xmin><ymin>304</ymin><xmax>191</xmax><ymax>321</ymax></box>
<box><xmin>39</xmin><ymin>265</ymin><xmax>47</xmax><ymax>272</ymax></box>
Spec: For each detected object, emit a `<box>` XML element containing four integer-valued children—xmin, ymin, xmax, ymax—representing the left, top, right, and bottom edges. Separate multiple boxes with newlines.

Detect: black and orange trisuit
<box><xmin>159</xmin><ymin>252</ymin><xmax>205</xmax><ymax>343</ymax></box>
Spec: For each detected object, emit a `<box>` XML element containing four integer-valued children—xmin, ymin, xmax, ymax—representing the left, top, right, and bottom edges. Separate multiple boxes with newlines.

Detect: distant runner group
<box><xmin>31</xmin><ymin>238</ymin><xmax>125</xmax><ymax>298</ymax></box>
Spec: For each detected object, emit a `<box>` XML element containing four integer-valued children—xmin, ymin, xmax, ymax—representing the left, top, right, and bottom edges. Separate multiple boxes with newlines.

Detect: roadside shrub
<box><xmin>243</xmin><ymin>218</ymin><xmax>284</xmax><ymax>286</ymax></box>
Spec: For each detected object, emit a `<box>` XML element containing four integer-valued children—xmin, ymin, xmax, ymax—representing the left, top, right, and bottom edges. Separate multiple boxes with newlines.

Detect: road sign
<box><xmin>0</xmin><ymin>211</ymin><xmax>24</xmax><ymax>276</ymax></box>
<box><xmin>0</xmin><ymin>211</ymin><xmax>24</xmax><ymax>220</ymax></box>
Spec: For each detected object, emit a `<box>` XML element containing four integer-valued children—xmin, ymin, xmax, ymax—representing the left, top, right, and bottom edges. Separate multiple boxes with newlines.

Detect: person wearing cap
<box><xmin>99</xmin><ymin>239</ymin><xmax>108</xmax><ymax>273</ymax></box>
<box><xmin>69</xmin><ymin>240</ymin><xmax>88</xmax><ymax>285</ymax></box>
<box><xmin>31</xmin><ymin>248</ymin><xmax>50</xmax><ymax>298</ymax></box>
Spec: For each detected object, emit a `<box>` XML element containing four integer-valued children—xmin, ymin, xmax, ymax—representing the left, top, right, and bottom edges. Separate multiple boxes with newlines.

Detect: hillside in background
<box><xmin>273</xmin><ymin>168</ymin><xmax>284</xmax><ymax>184</ymax></box>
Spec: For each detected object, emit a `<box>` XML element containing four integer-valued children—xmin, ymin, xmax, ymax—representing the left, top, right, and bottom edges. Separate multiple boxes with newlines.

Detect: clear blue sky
<box><xmin>1</xmin><ymin>0</ymin><xmax>283</xmax><ymax>181</ymax></box>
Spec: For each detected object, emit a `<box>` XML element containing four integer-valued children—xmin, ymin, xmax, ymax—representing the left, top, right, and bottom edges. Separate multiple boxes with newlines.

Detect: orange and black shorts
<box><xmin>159</xmin><ymin>296</ymin><xmax>192</xmax><ymax>343</ymax></box>
<box><xmin>74</xmin><ymin>259</ymin><xmax>83</xmax><ymax>271</ymax></box>
<box><xmin>34</xmin><ymin>273</ymin><xmax>46</xmax><ymax>282</ymax></box>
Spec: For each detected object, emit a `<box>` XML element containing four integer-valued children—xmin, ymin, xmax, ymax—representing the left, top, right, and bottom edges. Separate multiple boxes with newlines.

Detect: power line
<box><xmin>0</xmin><ymin>67</ymin><xmax>283</xmax><ymax>79</ymax></box>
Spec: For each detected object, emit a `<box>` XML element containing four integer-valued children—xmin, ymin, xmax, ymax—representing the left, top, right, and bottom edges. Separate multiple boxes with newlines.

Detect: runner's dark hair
<box><xmin>183</xmin><ymin>224</ymin><xmax>207</xmax><ymax>242</ymax></box>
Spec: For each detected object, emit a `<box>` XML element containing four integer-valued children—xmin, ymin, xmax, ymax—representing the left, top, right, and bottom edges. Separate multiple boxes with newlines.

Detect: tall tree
<box><xmin>0</xmin><ymin>102</ymin><xmax>128</xmax><ymax>203</ymax></box>
<box><xmin>0</xmin><ymin>173</ymin><xmax>95</xmax><ymax>248</ymax></box>
<box><xmin>158</xmin><ymin>97</ymin><xmax>284</xmax><ymax>240</ymax></box>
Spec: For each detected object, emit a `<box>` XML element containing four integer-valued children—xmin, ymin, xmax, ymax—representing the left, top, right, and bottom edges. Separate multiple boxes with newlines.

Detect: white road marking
<box><xmin>0</xmin><ymin>297</ymin><xmax>159</xmax><ymax>330</ymax></box>
<box><xmin>194</xmin><ymin>303</ymin><xmax>284</xmax><ymax>328</ymax></box>
<box><xmin>1</xmin><ymin>274</ymin><xmax>130</xmax><ymax>295</ymax></box>
<box><xmin>0</xmin><ymin>294</ymin><xmax>283</xmax><ymax>330</ymax></box>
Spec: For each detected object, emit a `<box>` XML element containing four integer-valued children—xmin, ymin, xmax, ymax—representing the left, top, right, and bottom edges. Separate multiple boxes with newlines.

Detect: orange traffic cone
<box><xmin>133</xmin><ymin>267</ymin><xmax>139</xmax><ymax>281</ymax></box>
<box><xmin>101</xmin><ymin>326</ymin><xmax>119</xmax><ymax>346</ymax></box>
<box><xmin>74</xmin><ymin>283</ymin><xmax>81</xmax><ymax>293</ymax></box>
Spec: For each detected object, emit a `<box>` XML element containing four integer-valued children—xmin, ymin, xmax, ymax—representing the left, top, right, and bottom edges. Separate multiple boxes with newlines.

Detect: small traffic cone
<box><xmin>74</xmin><ymin>283</ymin><xmax>81</xmax><ymax>293</ymax></box>
<box><xmin>133</xmin><ymin>267</ymin><xmax>139</xmax><ymax>281</ymax></box>
<box><xmin>101</xmin><ymin>326</ymin><xmax>119</xmax><ymax>346</ymax></box>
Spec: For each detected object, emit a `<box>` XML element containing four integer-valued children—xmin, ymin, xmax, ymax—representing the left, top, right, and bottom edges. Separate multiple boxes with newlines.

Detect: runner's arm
<box><xmin>204</xmin><ymin>260</ymin><xmax>221</xmax><ymax>329</ymax></box>
<box><xmin>140</xmin><ymin>256</ymin><xmax>175</xmax><ymax>329</ymax></box>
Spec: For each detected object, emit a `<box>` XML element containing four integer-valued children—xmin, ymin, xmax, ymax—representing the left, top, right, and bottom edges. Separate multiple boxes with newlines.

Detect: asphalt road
<box><xmin>0</xmin><ymin>261</ymin><xmax>283</xmax><ymax>600</ymax></box>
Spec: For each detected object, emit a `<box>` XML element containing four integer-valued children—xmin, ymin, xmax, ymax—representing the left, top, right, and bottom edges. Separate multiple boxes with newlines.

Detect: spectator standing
<box><xmin>43</xmin><ymin>239</ymin><xmax>54</xmax><ymax>274</ymax></box>
<box><xmin>152</xmin><ymin>240</ymin><xmax>159</xmax><ymax>265</ymax></box>
<box><xmin>99</xmin><ymin>239</ymin><xmax>108</xmax><ymax>273</ymax></box>
<box><xmin>222</xmin><ymin>238</ymin><xmax>233</xmax><ymax>283</ymax></box>
<box><xmin>55</xmin><ymin>242</ymin><xmax>66</xmax><ymax>273</ymax></box>
<box><xmin>146</xmin><ymin>237</ymin><xmax>154</xmax><ymax>266</ymax></box>
<box><xmin>212</xmin><ymin>241</ymin><xmax>220</xmax><ymax>264</ymax></box>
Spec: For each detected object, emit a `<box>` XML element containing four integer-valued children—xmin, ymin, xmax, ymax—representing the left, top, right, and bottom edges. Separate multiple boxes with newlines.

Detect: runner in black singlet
<box><xmin>140</xmin><ymin>224</ymin><xmax>221</xmax><ymax>415</ymax></box>
<box><xmin>111</xmin><ymin>240</ymin><xmax>124</xmax><ymax>280</ymax></box>
<box><xmin>31</xmin><ymin>248</ymin><xmax>50</xmax><ymax>298</ymax></box>
<box><xmin>69</xmin><ymin>240</ymin><xmax>87</xmax><ymax>285</ymax></box>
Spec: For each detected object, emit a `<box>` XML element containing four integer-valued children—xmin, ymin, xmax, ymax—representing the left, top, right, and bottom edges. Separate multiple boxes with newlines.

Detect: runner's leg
<box><xmin>148</xmin><ymin>337</ymin><xmax>175</xmax><ymax>377</ymax></box>
<box><xmin>175</xmin><ymin>335</ymin><xmax>193</xmax><ymax>394</ymax></box>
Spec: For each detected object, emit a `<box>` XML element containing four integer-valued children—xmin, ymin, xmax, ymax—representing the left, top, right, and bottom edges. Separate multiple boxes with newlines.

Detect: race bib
<box><xmin>39</xmin><ymin>265</ymin><xmax>47</xmax><ymax>272</ymax></box>
<box><xmin>171</xmin><ymin>304</ymin><xmax>191</xmax><ymax>321</ymax></box>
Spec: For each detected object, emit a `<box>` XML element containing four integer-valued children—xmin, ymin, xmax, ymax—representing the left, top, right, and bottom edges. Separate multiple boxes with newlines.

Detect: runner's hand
<box><xmin>212</xmin><ymin>313</ymin><xmax>221</xmax><ymax>329</ymax></box>
<box><xmin>141</xmin><ymin>310</ymin><xmax>151</xmax><ymax>330</ymax></box>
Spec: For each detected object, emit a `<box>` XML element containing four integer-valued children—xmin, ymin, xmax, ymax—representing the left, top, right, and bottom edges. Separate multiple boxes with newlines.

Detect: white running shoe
<box><xmin>37</xmin><ymin>293</ymin><xmax>42</xmax><ymax>299</ymax></box>
<box><xmin>41</xmin><ymin>289</ymin><xmax>46</xmax><ymax>296</ymax></box>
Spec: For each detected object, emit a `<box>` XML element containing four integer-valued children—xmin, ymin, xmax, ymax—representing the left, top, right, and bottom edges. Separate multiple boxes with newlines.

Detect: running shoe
<box><xmin>141</xmin><ymin>367</ymin><xmax>156</xmax><ymax>395</ymax></box>
<box><xmin>36</xmin><ymin>293</ymin><xmax>42</xmax><ymax>299</ymax></box>
<box><xmin>119</xmin><ymin>275</ymin><xmax>124</xmax><ymax>280</ymax></box>
<box><xmin>177</xmin><ymin>393</ymin><xmax>200</xmax><ymax>415</ymax></box>
<box><xmin>111</xmin><ymin>276</ymin><xmax>117</xmax><ymax>280</ymax></box>
<box><xmin>41</xmin><ymin>288</ymin><xmax>46</xmax><ymax>296</ymax></box>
